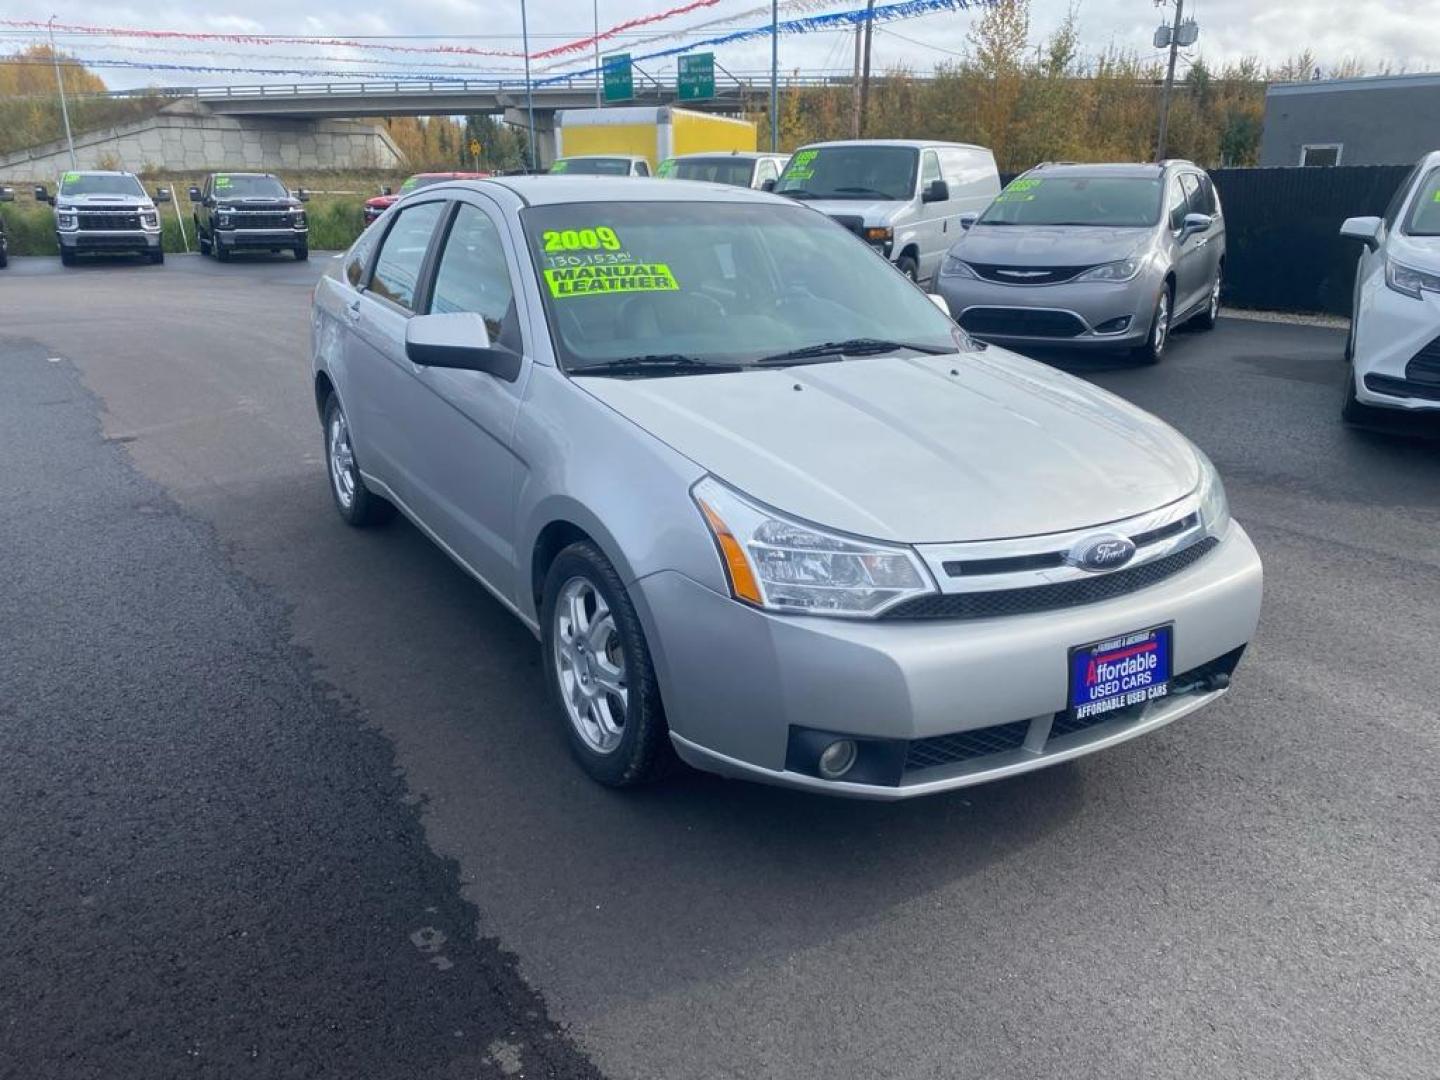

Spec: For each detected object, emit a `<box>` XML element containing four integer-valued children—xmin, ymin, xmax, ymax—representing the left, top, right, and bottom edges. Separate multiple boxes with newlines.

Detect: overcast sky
<box><xmin>5</xmin><ymin>0</ymin><xmax>1440</xmax><ymax>92</ymax></box>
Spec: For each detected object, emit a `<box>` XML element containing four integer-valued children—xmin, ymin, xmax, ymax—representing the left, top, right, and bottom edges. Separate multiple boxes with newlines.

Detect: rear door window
<box><xmin>368</xmin><ymin>202</ymin><xmax>445</xmax><ymax>311</ymax></box>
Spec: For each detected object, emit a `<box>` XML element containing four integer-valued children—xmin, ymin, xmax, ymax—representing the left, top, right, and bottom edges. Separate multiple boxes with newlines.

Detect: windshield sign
<box><xmin>59</xmin><ymin>173</ymin><xmax>145</xmax><ymax>198</ymax></box>
<box><xmin>980</xmin><ymin>176</ymin><xmax>1163</xmax><ymax>227</ymax></box>
<box><xmin>774</xmin><ymin>146</ymin><xmax>918</xmax><ymax>202</ymax></box>
<box><xmin>213</xmin><ymin>174</ymin><xmax>287</xmax><ymax>199</ymax></box>
<box><xmin>400</xmin><ymin>175</ymin><xmax>446</xmax><ymax>193</ymax></box>
<box><xmin>521</xmin><ymin>200</ymin><xmax>965</xmax><ymax>375</ymax></box>
<box><xmin>1404</xmin><ymin>167</ymin><xmax>1440</xmax><ymax>236</ymax></box>
<box><xmin>551</xmin><ymin>158</ymin><xmax>631</xmax><ymax>176</ymax></box>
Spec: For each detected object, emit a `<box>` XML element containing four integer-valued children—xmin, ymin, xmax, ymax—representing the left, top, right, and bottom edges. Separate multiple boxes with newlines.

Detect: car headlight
<box><xmin>140</xmin><ymin>211</ymin><xmax>158</xmax><ymax>228</ymax></box>
<box><xmin>939</xmin><ymin>254</ymin><xmax>976</xmax><ymax>279</ymax></box>
<box><xmin>56</xmin><ymin>210</ymin><xmax>77</xmax><ymax>230</ymax></box>
<box><xmin>692</xmin><ymin>477</ymin><xmax>935</xmax><ymax>618</ymax></box>
<box><xmin>1193</xmin><ymin>448</ymin><xmax>1231</xmax><ymax>538</ymax></box>
<box><xmin>293</xmin><ymin>209</ymin><xmax>307</xmax><ymax>226</ymax></box>
<box><xmin>1384</xmin><ymin>257</ymin><xmax>1440</xmax><ymax>300</ymax></box>
<box><xmin>1076</xmin><ymin>258</ymin><xmax>1143</xmax><ymax>283</ymax></box>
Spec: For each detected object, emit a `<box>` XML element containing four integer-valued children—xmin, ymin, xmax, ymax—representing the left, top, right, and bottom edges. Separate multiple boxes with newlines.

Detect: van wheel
<box><xmin>322</xmin><ymin>394</ymin><xmax>395</xmax><ymax>526</ymax></box>
<box><xmin>896</xmin><ymin>254</ymin><xmax>919</xmax><ymax>282</ymax></box>
<box><xmin>1132</xmin><ymin>285</ymin><xmax>1171</xmax><ymax>365</ymax></box>
<box><xmin>541</xmin><ymin>542</ymin><xmax>670</xmax><ymax>788</ymax></box>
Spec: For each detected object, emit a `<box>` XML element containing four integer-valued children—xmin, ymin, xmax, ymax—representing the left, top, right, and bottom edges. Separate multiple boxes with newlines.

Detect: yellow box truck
<box><xmin>553</xmin><ymin>106</ymin><xmax>757</xmax><ymax>173</ymax></box>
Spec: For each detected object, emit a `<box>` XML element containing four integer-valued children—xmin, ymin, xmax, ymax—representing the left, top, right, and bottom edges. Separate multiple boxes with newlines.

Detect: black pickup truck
<box><xmin>189</xmin><ymin>172</ymin><xmax>309</xmax><ymax>261</ymax></box>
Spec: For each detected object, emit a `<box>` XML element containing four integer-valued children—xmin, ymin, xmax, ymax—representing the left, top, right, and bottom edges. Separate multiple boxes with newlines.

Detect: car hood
<box><xmin>56</xmin><ymin>194</ymin><xmax>152</xmax><ymax>210</ymax></box>
<box><xmin>803</xmin><ymin>197</ymin><xmax>909</xmax><ymax>223</ymax></box>
<box><xmin>1388</xmin><ymin>231</ymin><xmax>1440</xmax><ymax>268</ymax></box>
<box><xmin>577</xmin><ymin>349</ymin><xmax>1200</xmax><ymax>544</ymax></box>
<box><xmin>951</xmin><ymin>224</ymin><xmax>1151</xmax><ymax>267</ymax></box>
<box><xmin>365</xmin><ymin>195</ymin><xmax>398</xmax><ymax>209</ymax></box>
<box><xmin>218</xmin><ymin>196</ymin><xmax>300</xmax><ymax>209</ymax></box>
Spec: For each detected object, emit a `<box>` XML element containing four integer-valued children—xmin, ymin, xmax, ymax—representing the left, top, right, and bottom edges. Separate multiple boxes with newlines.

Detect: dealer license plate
<box><xmin>1068</xmin><ymin>625</ymin><xmax>1173</xmax><ymax>720</ymax></box>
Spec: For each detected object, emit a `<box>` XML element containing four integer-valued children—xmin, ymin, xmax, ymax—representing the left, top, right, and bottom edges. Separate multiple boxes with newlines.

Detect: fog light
<box><xmin>817</xmin><ymin>739</ymin><xmax>858</xmax><ymax>780</ymax></box>
<box><xmin>1093</xmin><ymin>315</ymin><xmax>1132</xmax><ymax>335</ymax></box>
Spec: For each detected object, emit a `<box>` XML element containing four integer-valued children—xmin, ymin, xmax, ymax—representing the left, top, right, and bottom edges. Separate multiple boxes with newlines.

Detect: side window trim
<box><xmin>361</xmin><ymin>196</ymin><xmax>449</xmax><ymax>312</ymax></box>
<box><xmin>429</xmin><ymin>193</ymin><xmax>530</xmax><ymax>359</ymax></box>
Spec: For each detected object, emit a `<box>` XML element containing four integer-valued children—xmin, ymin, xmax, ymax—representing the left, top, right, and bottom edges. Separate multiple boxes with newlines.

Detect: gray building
<box><xmin>1261</xmin><ymin>72</ymin><xmax>1440</xmax><ymax>167</ymax></box>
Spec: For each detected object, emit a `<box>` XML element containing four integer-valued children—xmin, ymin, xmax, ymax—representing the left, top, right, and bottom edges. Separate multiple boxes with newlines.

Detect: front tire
<box><xmin>1341</xmin><ymin>361</ymin><xmax>1386</xmax><ymax>428</ymax></box>
<box><xmin>149</xmin><ymin>249</ymin><xmax>164</xmax><ymax>265</ymax></box>
<box><xmin>541</xmin><ymin>542</ymin><xmax>669</xmax><ymax>788</ymax></box>
<box><xmin>896</xmin><ymin>254</ymin><xmax>920</xmax><ymax>283</ymax></box>
<box><xmin>294</xmin><ymin>243</ymin><xmax>309</xmax><ymax>262</ymax></box>
<box><xmin>1132</xmin><ymin>284</ymin><xmax>1172</xmax><ymax>365</ymax></box>
<box><xmin>215</xmin><ymin>241</ymin><xmax>231</xmax><ymax>263</ymax></box>
<box><xmin>60</xmin><ymin>248</ymin><xmax>76</xmax><ymax>267</ymax></box>
<box><xmin>322</xmin><ymin>393</ymin><xmax>394</xmax><ymax>526</ymax></box>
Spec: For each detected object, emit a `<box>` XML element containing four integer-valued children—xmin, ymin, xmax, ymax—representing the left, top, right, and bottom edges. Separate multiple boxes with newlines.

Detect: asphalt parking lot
<box><xmin>2</xmin><ymin>253</ymin><xmax>1438</xmax><ymax>1080</ymax></box>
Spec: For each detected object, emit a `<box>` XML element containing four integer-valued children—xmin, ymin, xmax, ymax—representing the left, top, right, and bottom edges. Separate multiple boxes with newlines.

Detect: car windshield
<box><xmin>399</xmin><ymin>175</ymin><xmax>447</xmax><ymax>193</ymax></box>
<box><xmin>551</xmin><ymin>158</ymin><xmax>632</xmax><ymax>176</ymax></box>
<box><xmin>521</xmin><ymin>200</ymin><xmax>967</xmax><ymax>375</ymax></box>
<box><xmin>1403</xmin><ymin>167</ymin><xmax>1440</xmax><ymax>236</ymax></box>
<box><xmin>213</xmin><ymin>174</ymin><xmax>287</xmax><ymax>199</ymax></box>
<box><xmin>668</xmin><ymin>158</ymin><xmax>755</xmax><ymax>187</ymax></box>
<box><xmin>774</xmin><ymin>146</ymin><xmax>918</xmax><ymax>201</ymax></box>
<box><xmin>59</xmin><ymin>173</ymin><xmax>144</xmax><ymax>197</ymax></box>
<box><xmin>979</xmin><ymin>176</ymin><xmax>1163</xmax><ymax>227</ymax></box>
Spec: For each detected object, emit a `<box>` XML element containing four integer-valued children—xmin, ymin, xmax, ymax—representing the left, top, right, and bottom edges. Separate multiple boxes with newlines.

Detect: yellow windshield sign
<box><xmin>545</xmin><ymin>263</ymin><xmax>678</xmax><ymax>298</ymax></box>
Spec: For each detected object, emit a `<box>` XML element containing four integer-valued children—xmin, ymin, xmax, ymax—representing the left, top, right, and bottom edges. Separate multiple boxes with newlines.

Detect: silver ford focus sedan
<box><xmin>311</xmin><ymin>176</ymin><xmax>1262</xmax><ymax>800</ymax></box>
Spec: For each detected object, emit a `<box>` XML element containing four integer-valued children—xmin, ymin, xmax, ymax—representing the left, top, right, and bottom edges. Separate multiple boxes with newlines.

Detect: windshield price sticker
<box><xmin>783</xmin><ymin>149</ymin><xmax>818</xmax><ymax>182</ymax></box>
<box><xmin>215</xmin><ymin>176</ymin><xmax>233</xmax><ymax>188</ymax></box>
<box><xmin>995</xmin><ymin>176</ymin><xmax>1041</xmax><ymax>203</ymax></box>
<box><xmin>545</xmin><ymin>263</ymin><xmax>679</xmax><ymax>298</ymax></box>
<box><xmin>63</xmin><ymin>171</ymin><xmax>79</xmax><ymax>183</ymax></box>
<box><xmin>540</xmin><ymin>226</ymin><xmax>639</xmax><ymax>270</ymax></box>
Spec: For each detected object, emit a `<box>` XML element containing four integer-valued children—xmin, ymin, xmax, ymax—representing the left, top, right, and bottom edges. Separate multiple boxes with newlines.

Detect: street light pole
<box><xmin>769</xmin><ymin>0</ymin><xmax>778</xmax><ymax>152</ymax></box>
<box><xmin>593</xmin><ymin>0</ymin><xmax>601</xmax><ymax>108</ymax></box>
<box><xmin>521</xmin><ymin>0</ymin><xmax>537</xmax><ymax>170</ymax></box>
<box><xmin>1155</xmin><ymin>0</ymin><xmax>1184</xmax><ymax>162</ymax></box>
<box><xmin>858</xmin><ymin>0</ymin><xmax>876</xmax><ymax>138</ymax></box>
<box><xmin>48</xmin><ymin>15</ymin><xmax>77</xmax><ymax>170</ymax></box>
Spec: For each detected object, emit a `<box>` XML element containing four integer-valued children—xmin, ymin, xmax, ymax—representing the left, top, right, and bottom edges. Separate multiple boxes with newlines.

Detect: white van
<box><xmin>773</xmin><ymin>139</ymin><xmax>1001</xmax><ymax>284</ymax></box>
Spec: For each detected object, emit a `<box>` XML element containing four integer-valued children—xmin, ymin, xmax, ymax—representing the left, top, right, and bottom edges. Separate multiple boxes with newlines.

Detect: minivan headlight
<box><xmin>939</xmin><ymin>254</ymin><xmax>976</xmax><ymax>279</ymax></box>
<box><xmin>1385</xmin><ymin>257</ymin><xmax>1440</xmax><ymax>300</ymax></box>
<box><xmin>692</xmin><ymin>477</ymin><xmax>935</xmax><ymax>618</ymax></box>
<box><xmin>1194</xmin><ymin>448</ymin><xmax>1230</xmax><ymax>538</ymax></box>
<box><xmin>1075</xmin><ymin>258</ymin><xmax>1142</xmax><ymax>283</ymax></box>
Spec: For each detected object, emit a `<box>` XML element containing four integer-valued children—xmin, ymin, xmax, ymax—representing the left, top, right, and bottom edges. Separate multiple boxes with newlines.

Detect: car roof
<box><xmin>555</xmin><ymin>154</ymin><xmax>644</xmax><ymax>161</ymax></box>
<box><xmin>671</xmin><ymin>152</ymin><xmax>779</xmax><ymax>161</ymax></box>
<box><xmin>796</xmin><ymin>139</ymin><xmax>988</xmax><ymax>152</ymax></box>
<box><xmin>65</xmin><ymin>170</ymin><xmax>135</xmax><ymax>177</ymax></box>
<box><xmin>458</xmin><ymin>176</ymin><xmax>778</xmax><ymax>207</ymax></box>
<box><xmin>1025</xmin><ymin>162</ymin><xmax>1188</xmax><ymax>179</ymax></box>
<box><xmin>212</xmin><ymin>171</ymin><xmax>278</xmax><ymax>178</ymax></box>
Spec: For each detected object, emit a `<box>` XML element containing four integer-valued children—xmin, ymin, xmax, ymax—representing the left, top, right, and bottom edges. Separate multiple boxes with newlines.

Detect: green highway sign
<box><xmin>677</xmin><ymin>53</ymin><xmax>715</xmax><ymax>102</ymax></box>
<box><xmin>602</xmin><ymin>53</ymin><xmax>633</xmax><ymax>103</ymax></box>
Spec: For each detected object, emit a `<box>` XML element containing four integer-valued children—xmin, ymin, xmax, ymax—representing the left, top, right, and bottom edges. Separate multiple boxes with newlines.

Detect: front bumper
<box><xmin>639</xmin><ymin>522</ymin><xmax>1262</xmax><ymax>799</ymax></box>
<box><xmin>59</xmin><ymin>229</ymin><xmax>161</xmax><ymax>253</ymax></box>
<box><xmin>936</xmin><ymin>271</ymin><xmax>1157</xmax><ymax>348</ymax></box>
<box><xmin>1353</xmin><ymin>281</ymin><xmax>1440</xmax><ymax>412</ymax></box>
<box><xmin>217</xmin><ymin>227</ymin><xmax>307</xmax><ymax>249</ymax></box>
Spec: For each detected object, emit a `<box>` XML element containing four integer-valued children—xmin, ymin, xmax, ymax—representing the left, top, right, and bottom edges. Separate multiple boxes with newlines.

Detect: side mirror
<box><xmin>188</xmin><ymin>186</ymin><xmax>203</xmax><ymax>201</ymax></box>
<box><xmin>34</xmin><ymin>185</ymin><xmax>51</xmax><ymax>203</ymax></box>
<box><xmin>922</xmin><ymin>179</ymin><xmax>950</xmax><ymax>204</ymax></box>
<box><xmin>928</xmin><ymin>293</ymin><xmax>952</xmax><ymax>317</ymax></box>
<box><xmin>297</xmin><ymin>188</ymin><xmax>311</xmax><ymax>202</ymax></box>
<box><xmin>958</xmin><ymin>211</ymin><xmax>978</xmax><ymax>230</ymax></box>
<box><xmin>1339</xmin><ymin>215</ymin><xmax>1383</xmax><ymax>252</ymax></box>
<box><xmin>154</xmin><ymin>187</ymin><xmax>172</xmax><ymax>203</ymax></box>
<box><xmin>405</xmin><ymin>312</ymin><xmax>521</xmax><ymax>381</ymax></box>
<box><xmin>380</xmin><ymin>185</ymin><xmax>393</xmax><ymax>197</ymax></box>
<box><xmin>1180</xmin><ymin>212</ymin><xmax>1213</xmax><ymax>238</ymax></box>
<box><xmin>0</xmin><ymin>186</ymin><xmax>13</xmax><ymax>203</ymax></box>
<box><xmin>760</xmin><ymin>178</ymin><xmax>777</xmax><ymax>193</ymax></box>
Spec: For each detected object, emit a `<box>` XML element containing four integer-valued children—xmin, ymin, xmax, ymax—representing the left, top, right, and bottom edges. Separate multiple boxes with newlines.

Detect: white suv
<box><xmin>1340</xmin><ymin>151</ymin><xmax>1440</xmax><ymax>423</ymax></box>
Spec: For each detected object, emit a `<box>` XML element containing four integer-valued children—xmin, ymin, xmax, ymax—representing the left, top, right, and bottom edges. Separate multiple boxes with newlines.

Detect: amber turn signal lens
<box><xmin>696</xmin><ymin>497</ymin><xmax>763</xmax><ymax>606</ymax></box>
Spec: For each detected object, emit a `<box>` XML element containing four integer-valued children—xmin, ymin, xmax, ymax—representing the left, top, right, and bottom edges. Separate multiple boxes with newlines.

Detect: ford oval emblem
<box><xmin>1070</xmin><ymin>534</ymin><xmax>1136</xmax><ymax>572</ymax></box>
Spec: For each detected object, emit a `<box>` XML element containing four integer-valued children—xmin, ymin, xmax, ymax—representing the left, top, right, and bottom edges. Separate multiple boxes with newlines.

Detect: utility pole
<box><xmin>769</xmin><ymin>0</ymin><xmax>779</xmax><ymax>151</ymax></box>
<box><xmin>521</xmin><ymin>0</ymin><xmax>537</xmax><ymax>170</ymax></box>
<box><xmin>850</xmin><ymin>19</ymin><xmax>863</xmax><ymax>137</ymax></box>
<box><xmin>48</xmin><ymin>15</ymin><xmax>77</xmax><ymax>170</ymax></box>
<box><xmin>1154</xmin><ymin>0</ymin><xmax>1183</xmax><ymax>162</ymax></box>
<box><xmin>858</xmin><ymin>0</ymin><xmax>876</xmax><ymax>138</ymax></box>
<box><xmin>593</xmin><ymin>0</ymin><xmax>602</xmax><ymax>108</ymax></box>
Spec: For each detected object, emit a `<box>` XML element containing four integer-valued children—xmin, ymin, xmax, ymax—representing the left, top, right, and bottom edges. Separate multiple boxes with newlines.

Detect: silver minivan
<box><xmin>773</xmin><ymin>139</ymin><xmax>1001</xmax><ymax>284</ymax></box>
<box><xmin>311</xmin><ymin>177</ymin><xmax>1261</xmax><ymax>800</ymax></box>
<box><xmin>935</xmin><ymin>161</ymin><xmax>1225</xmax><ymax>363</ymax></box>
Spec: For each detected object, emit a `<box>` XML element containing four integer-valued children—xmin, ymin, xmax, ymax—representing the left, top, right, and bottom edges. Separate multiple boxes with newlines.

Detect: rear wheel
<box><xmin>1132</xmin><ymin>285</ymin><xmax>1171</xmax><ymax>365</ymax></box>
<box><xmin>322</xmin><ymin>394</ymin><xmax>395</xmax><ymax>526</ymax></box>
<box><xmin>541</xmin><ymin>542</ymin><xmax>670</xmax><ymax>788</ymax></box>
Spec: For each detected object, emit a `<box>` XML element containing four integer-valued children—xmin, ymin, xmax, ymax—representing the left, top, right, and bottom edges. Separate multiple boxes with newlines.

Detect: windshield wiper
<box><xmin>758</xmin><ymin>338</ymin><xmax>951</xmax><ymax>365</ymax></box>
<box><xmin>777</xmin><ymin>188</ymin><xmax>817</xmax><ymax>199</ymax></box>
<box><xmin>571</xmin><ymin>355</ymin><xmax>744</xmax><ymax>378</ymax></box>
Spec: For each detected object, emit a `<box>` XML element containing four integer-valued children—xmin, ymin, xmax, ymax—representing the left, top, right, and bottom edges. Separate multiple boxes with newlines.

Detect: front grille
<box><xmin>77</xmin><ymin>211</ymin><xmax>141</xmax><ymax>231</ymax></box>
<box><xmin>1365</xmin><ymin>374</ymin><xmax>1440</xmax><ymax>402</ymax></box>
<box><xmin>905</xmin><ymin>718</ymin><xmax>1030</xmax><ymax>772</ymax></box>
<box><xmin>942</xmin><ymin>513</ymin><xmax>1201</xmax><ymax>578</ymax></box>
<box><xmin>1404</xmin><ymin>334</ymin><xmax>1440</xmax><ymax>386</ymax></box>
<box><xmin>227</xmin><ymin>212</ymin><xmax>293</xmax><ymax>230</ymax></box>
<box><xmin>884</xmin><ymin>536</ymin><xmax>1219</xmax><ymax>620</ymax></box>
<box><xmin>958</xmin><ymin>307</ymin><xmax>1087</xmax><ymax>338</ymax></box>
<box><xmin>967</xmin><ymin>263</ymin><xmax>1093</xmax><ymax>285</ymax></box>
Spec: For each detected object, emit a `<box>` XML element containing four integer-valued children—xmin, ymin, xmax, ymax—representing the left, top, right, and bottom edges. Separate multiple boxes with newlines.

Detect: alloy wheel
<box><xmin>552</xmin><ymin>576</ymin><xmax>629</xmax><ymax>754</ymax></box>
<box><xmin>327</xmin><ymin>412</ymin><xmax>357</xmax><ymax>511</ymax></box>
<box><xmin>1153</xmin><ymin>291</ymin><xmax>1170</xmax><ymax>356</ymax></box>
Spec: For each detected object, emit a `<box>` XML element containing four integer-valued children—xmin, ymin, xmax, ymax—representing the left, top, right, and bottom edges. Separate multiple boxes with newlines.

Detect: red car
<box><xmin>363</xmin><ymin>171</ymin><xmax>490</xmax><ymax>226</ymax></box>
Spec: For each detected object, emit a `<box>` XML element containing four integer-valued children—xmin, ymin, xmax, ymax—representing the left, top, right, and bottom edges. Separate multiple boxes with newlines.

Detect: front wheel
<box><xmin>60</xmin><ymin>248</ymin><xmax>76</xmax><ymax>267</ymax></box>
<box><xmin>149</xmin><ymin>249</ymin><xmax>164</xmax><ymax>265</ymax></box>
<box><xmin>294</xmin><ymin>243</ymin><xmax>309</xmax><ymax>262</ymax></box>
<box><xmin>1341</xmin><ymin>361</ymin><xmax>1386</xmax><ymax>428</ymax></box>
<box><xmin>895</xmin><ymin>254</ymin><xmax>919</xmax><ymax>283</ymax></box>
<box><xmin>1132</xmin><ymin>285</ymin><xmax>1172</xmax><ymax>365</ymax></box>
<box><xmin>541</xmin><ymin>542</ymin><xmax>670</xmax><ymax>788</ymax></box>
<box><xmin>322</xmin><ymin>394</ymin><xmax>394</xmax><ymax>526</ymax></box>
<box><xmin>215</xmin><ymin>242</ymin><xmax>231</xmax><ymax>263</ymax></box>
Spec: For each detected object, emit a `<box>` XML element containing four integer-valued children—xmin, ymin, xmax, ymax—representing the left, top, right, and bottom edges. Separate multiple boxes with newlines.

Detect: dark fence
<box><xmin>997</xmin><ymin>164</ymin><xmax>1412</xmax><ymax>315</ymax></box>
<box><xmin>1209</xmin><ymin>165</ymin><xmax>1411</xmax><ymax>315</ymax></box>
